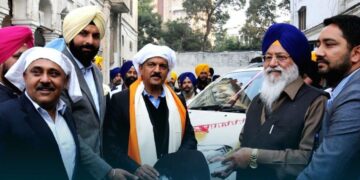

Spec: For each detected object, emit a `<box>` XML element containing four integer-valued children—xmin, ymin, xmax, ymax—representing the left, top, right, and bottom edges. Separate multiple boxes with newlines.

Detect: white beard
<box><xmin>260</xmin><ymin>64</ymin><xmax>299</xmax><ymax>111</ymax></box>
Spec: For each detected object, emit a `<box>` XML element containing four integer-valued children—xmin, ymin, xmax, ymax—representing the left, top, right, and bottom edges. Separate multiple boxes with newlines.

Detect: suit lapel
<box><xmin>92</xmin><ymin>67</ymin><xmax>105</xmax><ymax>121</ymax></box>
<box><xmin>20</xmin><ymin>95</ymin><xmax>60</xmax><ymax>149</ymax></box>
<box><xmin>62</xmin><ymin>48</ymin><xmax>99</xmax><ymax>118</ymax></box>
<box><xmin>63</xmin><ymin>109</ymin><xmax>80</xmax><ymax>178</ymax></box>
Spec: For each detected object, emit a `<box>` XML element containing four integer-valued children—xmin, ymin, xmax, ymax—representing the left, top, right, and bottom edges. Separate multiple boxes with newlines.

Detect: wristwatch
<box><xmin>249</xmin><ymin>148</ymin><xmax>258</xmax><ymax>169</ymax></box>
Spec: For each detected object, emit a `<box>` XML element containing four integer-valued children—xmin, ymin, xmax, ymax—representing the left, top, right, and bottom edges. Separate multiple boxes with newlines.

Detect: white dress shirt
<box><xmin>67</xmin><ymin>47</ymin><xmax>100</xmax><ymax>116</ymax></box>
<box><xmin>110</xmin><ymin>84</ymin><xmax>122</xmax><ymax>98</ymax></box>
<box><xmin>25</xmin><ymin>92</ymin><xmax>76</xmax><ymax>180</ymax></box>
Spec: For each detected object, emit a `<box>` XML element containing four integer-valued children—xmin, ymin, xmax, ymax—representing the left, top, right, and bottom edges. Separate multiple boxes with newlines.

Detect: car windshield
<box><xmin>189</xmin><ymin>69</ymin><xmax>263</xmax><ymax>112</ymax></box>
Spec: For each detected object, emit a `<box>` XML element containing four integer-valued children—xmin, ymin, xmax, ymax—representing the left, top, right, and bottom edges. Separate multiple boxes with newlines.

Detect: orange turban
<box><xmin>195</xmin><ymin>63</ymin><xmax>210</xmax><ymax>77</ymax></box>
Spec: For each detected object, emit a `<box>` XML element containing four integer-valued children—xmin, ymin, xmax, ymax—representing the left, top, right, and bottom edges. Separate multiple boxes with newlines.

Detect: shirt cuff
<box><xmin>257</xmin><ymin>149</ymin><xmax>277</xmax><ymax>164</ymax></box>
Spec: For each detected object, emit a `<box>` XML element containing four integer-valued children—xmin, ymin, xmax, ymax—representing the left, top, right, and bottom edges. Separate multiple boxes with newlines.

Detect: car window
<box><xmin>189</xmin><ymin>69</ymin><xmax>263</xmax><ymax>111</ymax></box>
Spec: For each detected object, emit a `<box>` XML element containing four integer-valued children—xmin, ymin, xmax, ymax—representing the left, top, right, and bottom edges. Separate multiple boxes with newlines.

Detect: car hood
<box><xmin>189</xmin><ymin>109</ymin><xmax>246</xmax><ymax>148</ymax></box>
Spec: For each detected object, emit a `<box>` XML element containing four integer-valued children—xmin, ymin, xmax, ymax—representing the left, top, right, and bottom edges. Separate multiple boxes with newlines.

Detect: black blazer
<box><xmin>0</xmin><ymin>84</ymin><xmax>18</xmax><ymax>102</ymax></box>
<box><xmin>0</xmin><ymin>94</ymin><xmax>80</xmax><ymax>180</ymax></box>
<box><xmin>103</xmin><ymin>89</ymin><xmax>197</xmax><ymax>173</ymax></box>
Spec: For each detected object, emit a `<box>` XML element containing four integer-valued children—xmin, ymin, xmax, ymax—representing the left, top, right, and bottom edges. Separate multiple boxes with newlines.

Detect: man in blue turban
<box><xmin>120</xmin><ymin>61</ymin><xmax>137</xmax><ymax>90</ymax></box>
<box><xmin>212</xmin><ymin>23</ymin><xmax>328</xmax><ymax>180</ymax></box>
<box><xmin>178</xmin><ymin>72</ymin><xmax>197</xmax><ymax>104</ymax></box>
<box><xmin>110</xmin><ymin>67</ymin><xmax>122</xmax><ymax>91</ymax></box>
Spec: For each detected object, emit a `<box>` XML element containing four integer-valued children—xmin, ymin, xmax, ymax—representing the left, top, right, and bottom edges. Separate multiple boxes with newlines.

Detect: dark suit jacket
<box><xmin>0</xmin><ymin>83</ymin><xmax>18</xmax><ymax>102</ymax></box>
<box><xmin>298</xmin><ymin>69</ymin><xmax>360</xmax><ymax>180</ymax></box>
<box><xmin>103</xmin><ymin>89</ymin><xmax>197</xmax><ymax>173</ymax></box>
<box><xmin>0</xmin><ymin>95</ymin><xmax>80</xmax><ymax>180</ymax></box>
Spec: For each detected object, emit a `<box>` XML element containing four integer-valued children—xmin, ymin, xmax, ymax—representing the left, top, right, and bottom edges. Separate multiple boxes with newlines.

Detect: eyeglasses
<box><xmin>262</xmin><ymin>55</ymin><xmax>291</xmax><ymax>63</ymax></box>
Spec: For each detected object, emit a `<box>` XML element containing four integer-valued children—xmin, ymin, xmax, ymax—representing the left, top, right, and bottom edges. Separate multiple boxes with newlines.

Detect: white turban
<box><xmin>133</xmin><ymin>44</ymin><xmax>176</xmax><ymax>76</ymax></box>
<box><xmin>63</xmin><ymin>6</ymin><xmax>106</xmax><ymax>43</ymax></box>
<box><xmin>5</xmin><ymin>47</ymin><xmax>82</xmax><ymax>103</ymax></box>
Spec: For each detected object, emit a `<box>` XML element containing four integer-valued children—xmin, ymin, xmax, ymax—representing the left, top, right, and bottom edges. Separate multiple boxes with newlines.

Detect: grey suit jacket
<box><xmin>298</xmin><ymin>69</ymin><xmax>360</xmax><ymax>180</ymax></box>
<box><xmin>61</xmin><ymin>47</ymin><xmax>111</xmax><ymax>179</ymax></box>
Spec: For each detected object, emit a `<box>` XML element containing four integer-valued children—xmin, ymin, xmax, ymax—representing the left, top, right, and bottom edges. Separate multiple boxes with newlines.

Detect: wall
<box><xmin>290</xmin><ymin>0</ymin><xmax>339</xmax><ymax>32</ymax></box>
<box><xmin>173</xmin><ymin>51</ymin><xmax>262</xmax><ymax>76</ymax></box>
<box><xmin>290</xmin><ymin>0</ymin><xmax>360</xmax><ymax>41</ymax></box>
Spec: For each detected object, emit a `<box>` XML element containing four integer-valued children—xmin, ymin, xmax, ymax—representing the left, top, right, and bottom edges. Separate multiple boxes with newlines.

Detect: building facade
<box><xmin>153</xmin><ymin>0</ymin><xmax>187</xmax><ymax>23</ymax></box>
<box><xmin>290</xmin><ymin>0</ymin><xmax>360</xmax><ymax>47</ymax></box>
<box><xmin>0</xmin><ymin>0</ymin><xmax>138</xmax><ymax>83</ymax></box>
<box><xmin>118</xmin><ymin>0</ymin><xmax>138</xmax><ymax>65</ymax></box>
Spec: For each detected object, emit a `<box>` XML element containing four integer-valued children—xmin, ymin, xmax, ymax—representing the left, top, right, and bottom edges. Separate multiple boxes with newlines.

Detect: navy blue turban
<box><xmin>179</xmin><ymin>72</ymin><xmax>197</xmax><ymax>86</ymax></box>
<box><xmin>110</xmin><ymin>67</ymin><xmax>121</xmax><ymax>80</ymax></box>
<box><xmin>262</xmin><ymin>23</ymin><xmax>311</xmax><ymax>74</ymax></box>
<box><xmin>120</xmin><ymin>61</ymin><xmax>134</xmax><ymax>79</ymax></box>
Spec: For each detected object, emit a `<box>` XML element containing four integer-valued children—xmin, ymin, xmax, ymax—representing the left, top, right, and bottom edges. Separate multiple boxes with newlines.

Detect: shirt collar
<box><xmin>283</xmin><ymin>76</ymin><xmax>304</xmax><ymax>100</ymax></box>
<box><xmin>331</xmin><ymin>68</ymin><xmax>360</xmax><ymax>100</ymax></box>
<box><xmin>66</xmin><ymin>46</ymin><xmax>93</xmax><ymax>72</ymax></box>
<box><xmin>142</xmin><ymin>88</ymin><xmax>166</xmax><ymax>98</ymax></box>
<box><xmin>25</xmin><ymin>91</ymin><xmax>67</xmax><ymax>115</ymax></box>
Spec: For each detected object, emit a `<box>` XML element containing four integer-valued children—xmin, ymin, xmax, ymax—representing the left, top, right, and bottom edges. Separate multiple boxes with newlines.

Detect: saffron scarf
<box><xmin>128</xmin><ymin>78</ymin><xmax>186</xmax><ymax>165</ymax></box>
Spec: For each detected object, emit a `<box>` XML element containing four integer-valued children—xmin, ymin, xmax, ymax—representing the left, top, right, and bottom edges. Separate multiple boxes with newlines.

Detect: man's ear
<box><xmin>350</xmin><ymin>45</ymin><xmax>360</xmax><ymax>64</ymax></box>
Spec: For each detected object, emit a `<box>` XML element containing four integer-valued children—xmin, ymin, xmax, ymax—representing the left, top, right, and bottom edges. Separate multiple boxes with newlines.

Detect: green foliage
<box><xmin>138</xmin><ymin>0</ymin><xmax>162</xmax><ymax>50</ymax></box>
<box><xmin>182</xmin><ymin>0</ymin><xmax>246</xmax><ymax>51</ymax></box>
<box><xmin>161</xmin><ymin>20</ymin><xmax>203</xmax><ymax>51</ymax></box>
<box><xmin>239</xmin><ymin>0</ymin><xmax>277</xmax><ymax>50</ymax></box>
<box><xmin>214</xmin><ymin>35</ymin><xmax>240</xmax><ymax>51</ymax></box>
<box><xmin>278</xmin><ymin>0</ymin><xmax>290</xmax><ymax>10</ymax></box>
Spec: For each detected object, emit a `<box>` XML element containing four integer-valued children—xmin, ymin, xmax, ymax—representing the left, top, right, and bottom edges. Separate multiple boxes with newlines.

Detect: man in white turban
<box><xmin>59</xmin><ymin>6</ymin><xmax>137</xmax><ymax>180</ymax></box>
<box><xmin>104</xmin><ymin>43</ymin><xmax>197</xmax><ymax>180</ymax></box>
<box><xmin>1</xmin><ymin>47</ymin><xmax>81</xmax><ymax>179</ymax></box>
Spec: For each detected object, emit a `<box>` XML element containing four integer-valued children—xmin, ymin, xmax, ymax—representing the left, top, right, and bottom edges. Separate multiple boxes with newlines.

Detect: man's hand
<box><xmin>134</xmin><ymin>164</ymin><xmax>159</xmax><ymax>180</ymax></box>
<box><xmin>223</xmin><ymin>147</ymin><xmax>252</xmax><ymax>169</ymax></box>
<box><xmin>211</xmin><ymin>148</ymin><xmax>252</xmax><ymax>179</ymax></box>
<box><xmin>108</xmin><ymin>168</ymin><xmax>138</xmax><ymax>180</ymax></box>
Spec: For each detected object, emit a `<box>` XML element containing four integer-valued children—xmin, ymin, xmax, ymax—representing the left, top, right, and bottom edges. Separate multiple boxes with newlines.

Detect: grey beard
<box><xmin>260</xmin><ymin>64</ymin><xmax>299</xmax><ymax>111</ymax></box>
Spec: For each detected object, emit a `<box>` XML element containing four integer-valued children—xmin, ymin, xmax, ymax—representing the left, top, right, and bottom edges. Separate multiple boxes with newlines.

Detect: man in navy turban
<box><xmin>212</xmin><ymin>23</ymin><xmax>328</xmax><ymax>180</ymax></box>
<box><xmin>110</xmin><ymin>67</ymin><xmax>122</xmax><ymax>91</ymax></box>
<box><xmin>120</xmin><ymin>61</ymin><xmax>137</xmax><ymax>90</ymax></box>
<box><xmin>178</xmin><ymin>72</ymin><xmax>197</xmax><ymax>103</ymax></box>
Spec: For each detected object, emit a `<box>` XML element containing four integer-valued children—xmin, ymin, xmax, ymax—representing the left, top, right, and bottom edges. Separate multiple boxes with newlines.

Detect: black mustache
<box><xmin>151</xmin><ymin>73</ymin><xmax>162</xmax><ymax>78</ymax></box>
<box><xmin>316</xmin><ymin>57</ymin><xmax>329</xmax><ymax>64</ymax></box>
<box><xmin>80</xmin><ymin>45</ymin><xmax>96</xmax><ymax>51</ymax></box>
<box><xmin>36</xmin><ymin>84</ymin><xmax>55</xmax><ymax>91</ymax></box>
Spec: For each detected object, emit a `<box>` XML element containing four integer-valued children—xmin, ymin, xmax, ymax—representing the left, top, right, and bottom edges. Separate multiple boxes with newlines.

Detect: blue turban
<box><xmin>179</xmin><ymin>72</ymin><xmax>197</xmax><ymax>86</ymax></box>
<box><xmin>262</xmin><ymin>23</ymin><xmax>310</xmax><ymax>74</ymax></box>
<box><xmin>120</xmin><ymin>61</ymin><xmax>134</xmax><ymax>79</ymax></box>
<box><xmin>110</xmin><ymin>67</ymin><xmax>121</xmax><ymax>80</ymax></box>
<box><xmin>45</xmin><ymin>38</ymin><xmax>66</xmax><ymax>51</ymax></box>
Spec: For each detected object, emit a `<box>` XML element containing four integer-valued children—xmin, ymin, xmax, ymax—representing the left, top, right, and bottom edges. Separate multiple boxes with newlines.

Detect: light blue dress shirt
<box><xmin>72</xmin><ymin>53</ymin><xmax>100</xmax><ymax>116</ymax></box>
<box><xmin>143</xmin><ymin>89</ymin><xmax>166</xmax><ymax>109</ymax></box>
<box><xmin>327</xmin><ymin>68</ymin><xmax>360</xmax><ymax>108</ymax></box>
<box><xmin>25</xmin><ymin>92</ymin><xmax>76</xmax><ymax>180</ymax></box>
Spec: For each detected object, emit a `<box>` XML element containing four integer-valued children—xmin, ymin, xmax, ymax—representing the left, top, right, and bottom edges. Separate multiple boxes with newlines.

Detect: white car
<box><xmin>188</xmin><ymin>67</ymin><xmax>263</xmax><ymax>177</ymax></box>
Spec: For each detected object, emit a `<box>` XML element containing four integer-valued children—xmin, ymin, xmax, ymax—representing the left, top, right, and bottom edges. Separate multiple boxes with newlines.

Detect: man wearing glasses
<box><xmin>212</xmin><ymin>23</ymin><xmax>328</xmax><ymax>180</ymax></box>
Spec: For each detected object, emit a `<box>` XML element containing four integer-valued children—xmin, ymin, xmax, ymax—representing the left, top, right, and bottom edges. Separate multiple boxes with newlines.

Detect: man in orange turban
<box><xmin>195</xmin><ymin>63</ymin><xmax>211</xmax><ymax>92</ymax></box>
